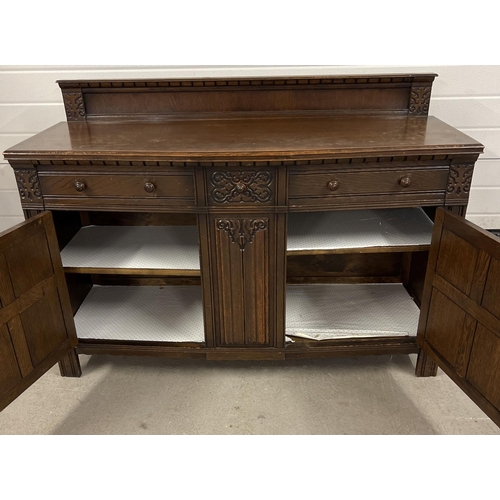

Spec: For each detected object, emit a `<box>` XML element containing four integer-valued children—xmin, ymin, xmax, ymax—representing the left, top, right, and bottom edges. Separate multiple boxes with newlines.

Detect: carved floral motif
<box><xmin>446</xmin><ymin>164</ymin><xmax>474</xmax><ymax>198</ymax></box>
<box><xmin>210</xmin><ymin>171</ymin><xmax>273</xmax><ymax>203</ymax></box>
<box><xmin>216</xmin><ymin>219</ymin><xmax>268</xmax><ymax>250</ymax></box>
<box><xmin>63</xmin><ymin>91</ymin><xmax>86</xmax><ymax>121</ymax></box>
<box><xmin>15</xmin><ymin>169</ymin><xmax>42</xmax><ymax>202</ymax></box>
<box><xmin>409</xmin><ymin>86</ymin><xmax>431</xmax><ymax>116</ymax></box>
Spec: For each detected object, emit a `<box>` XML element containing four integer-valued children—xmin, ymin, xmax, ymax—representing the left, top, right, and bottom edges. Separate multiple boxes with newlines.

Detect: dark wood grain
<box><xmin>210</xmin><ymin>214</ymin><xmax>273</xmax><ymax>346</ymax></box>
<box><xmin>2</xmin><ymin>74</ymin><xmax>492</xmax><ymax>407</ymax></box>
<box><xmin>0</xmin><ymin>254</ymin><xmax>34</xmax><ymax>378</ymax></box>
<box><xmin>39</xmin><ymin>171</ymin><xmax>194</xmax><ymax>199</ymax></box>
<box><xmin>0</xmin><ymin>324</ymin><xmax>22</xmax><ymax>396</ymax></box>
<box><xmin>91</xmin><ymin>275</ymin><xmax>201</xmax><ymax>286</ymax></box>
<box><xmin>482</xmin><ymin>257</ymin><xmax>500</xmax><ymax>319</ymax></box>
<box><xmin>288</xmin><ymin>244</ymin><xmax>430</xmax><ymax>256</ymax></box>
<box><xmin>424</xmin><ymin>288</ymin><xmax>476</xmax><ymax>377</ymax></box>
<box><xmin>289</xmin><ymin>167</ymin><xmax>449</xmax><ymax>198</ymax></box>
<box><xmin>466</xmin><ymin>324</ymin><xmax>500</xmax><ymax>411</ymax></box>
<box><xmin>58</xmin><ymin>349</ymin><xmax>82</xmax><ymax>377</ymax></box>
<box><xmin>286</xmin><ymin>276</ymin><xmax>402</xmax><ymax>284</ymax></box>
<box><xmin>64</xmin><ymin>267</ymin><xmax>200</xmax><ymax>276</ymax></box>
<box><xmin>404</xmin><ymin>251</ymin><xmax>429</xmax><ymax>307</ymax></box>
<box><xmin>85</xmin><ymin>211</ymin><xmax>197</xmax><ymax>226</ymax></box>
<box><xmin>435</xmin><ymin>228</ymin><xmax>479</xmax><ymax>295</ymax></box>
<box><xmin>4</xmin><ymin>116</ymin><xmax>483</xmax><ymax>162</ymax></box>
<box><xmin>206</xmin><ymin>349</ymin><xmax>285</xmax><ymax>361</ymax></box>
<box><xmin>287</xmin><ymin>252</ymin><xmax>403</xmax><ymax>279</ymax></box>
<box><xmin>65</xmin><ymin>273</ymin><xmax>92</xmax><ymax>314</ymax></box>
<box><xmin>418</xmin><ymin>208</ymin><xmax>500</xmax><ymax>425</ymax></box>
<box><xmin>4</xmin><ymin>225</ymin><xmax>53</xmax><ymax>297</ymax></box>
<box><xmin>41</xmin><ymin>209</ymin><xmax>82</xmax><ymax>377</ymax></box>
<box><xmin>57</xmin><ymin>75</ymin><xmax>438</xmax><ymax>121</ymax></box>
<box><xmin>286</xmin><ymin>336</ymin><xmax>418</xmax><ymax>358</ymax></box>
<box><xmin>415</xmin><ymin>352</ymin><xmax>438</xmax><ymax>377</ymax></box>
<box><xmin>20</xmin><ymin>287</ymin><xmax>68</xmax><ymax>366</ymax></box>
<box><xmin>0</xmin><ymin>213</ymin><xmax>79</xmax><ymax>411</ymax></box>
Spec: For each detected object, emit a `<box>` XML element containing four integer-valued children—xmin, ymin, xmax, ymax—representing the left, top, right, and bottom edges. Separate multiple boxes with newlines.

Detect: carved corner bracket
<box><xmin>63</xmin><ymin>90</ymin><xmax>86</xmax><ymax>121</ymax></box>
<box><xmin>409</xmin><ymin>85</ymin><xmax>431</xmax><ymax>116</ymax></box>
<box><xmin>216</xmin><ymin>219</ymin><xmax>268</xmax><ymax>250</ymax></box>
<box><xmin>446</xmin><ymin>163</ymin><xmax>474</xmax><ymax>201</ymax></box>
<box><xmin>14</xmin><ymin>169</ymin><xmax>43</xmax><ymax>207</ymax></box>
<box><xmin>210</xmin><ymin>170</ymin><xmax>273</xmax><ymax>204</ymax></box>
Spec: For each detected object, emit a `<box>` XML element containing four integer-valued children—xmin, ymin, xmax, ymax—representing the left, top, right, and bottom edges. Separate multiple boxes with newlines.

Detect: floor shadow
<box><xmin>50</xmin><ymin>354</ymin><xmax>440</xmax><ymax>435</ymax></box>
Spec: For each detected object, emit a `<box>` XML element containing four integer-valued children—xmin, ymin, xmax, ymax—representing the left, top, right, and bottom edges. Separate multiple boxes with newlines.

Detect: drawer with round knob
<box><xmin>38</xmin><ymin>172</ymin><xmax>195</xmax><ymax>209</ymax></box>
<box><xmin>288</xmin><ymin>167</ymin><xmax>450</xmax><ymax>209</ymax></box>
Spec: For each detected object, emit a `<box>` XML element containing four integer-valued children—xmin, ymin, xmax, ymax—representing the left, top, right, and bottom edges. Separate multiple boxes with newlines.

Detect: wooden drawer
<box><xmin>288</xmin><ymin>167</ymin><xmax>449</xmax><ymax>208</ymax></box>
<box><xmin>206</xmin><ymin>168</ymin><xmax>275</xmax><ymax>205</ymax></box>
<box><xmin>39</xmin><ymin>172</ymin><xmax>195</xmax><ymax>208</ymax></box>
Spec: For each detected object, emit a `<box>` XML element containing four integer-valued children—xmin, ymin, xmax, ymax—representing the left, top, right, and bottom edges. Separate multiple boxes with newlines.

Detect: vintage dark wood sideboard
<box><xmin>2</xmin><ymin>73</ymin><xmax>500</xmax><ymax>426</ymax></box>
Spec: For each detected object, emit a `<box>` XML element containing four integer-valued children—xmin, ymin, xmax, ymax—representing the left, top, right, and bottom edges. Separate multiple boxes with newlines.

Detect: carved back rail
<box><xmin>58</xmin><ymin>74</ymin><xmax>436</xmax><ymax>121</ymax></box>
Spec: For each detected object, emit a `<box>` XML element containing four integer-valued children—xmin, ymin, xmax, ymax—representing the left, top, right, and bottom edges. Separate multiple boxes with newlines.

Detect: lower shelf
<box><xmin>74</xmin><ymin>286</ymin><xmax>205</xmax><ymax>343</ymax></box>
<box><xmin>73</xmin><ymin>283</ymin><xmax>420</xmax><ymax>346</ymax></box>
<box><xmin>286</xmin><ymin>283</ymin><xmax>420</xmax><ymax>341</ymax></box>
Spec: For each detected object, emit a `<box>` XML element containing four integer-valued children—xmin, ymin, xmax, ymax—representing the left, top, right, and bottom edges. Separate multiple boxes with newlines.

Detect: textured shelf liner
<box><xmin>286</xmin><ymin>283</ymin><xmax>420</xmax><ymax>340</ymax></box>
<box><xmin>75</xmin><ymin>286</ymin><xmax>204</xmax><ymax>342</ymax></box>
<box><xmin>76</xmin><ymin>284</ymin><xmax>418</xmax><ymax>343</ymax></box>
<box><xmin>61</xmin><ymin>225</ymin><xmax>200</xmax><ymax>270</ymax></box>
<box><xmin>287</xmin><ymin>208</ymin><xmax>433</xmax><ymax>251</ymax></box>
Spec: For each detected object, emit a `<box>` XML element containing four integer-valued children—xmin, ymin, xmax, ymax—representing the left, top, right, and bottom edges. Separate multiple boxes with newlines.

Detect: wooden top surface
<box><xmin>4</xmin><ymin>114</ymin><xmax>483</xmax><ymax>162</ymax></box>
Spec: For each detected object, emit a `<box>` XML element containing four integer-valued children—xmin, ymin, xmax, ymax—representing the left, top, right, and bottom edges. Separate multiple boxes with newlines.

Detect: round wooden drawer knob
<box><xmin>74</xmin><ymin>180</ymin><xmax>86</xmax><ymax>192</ymax></box>
<box><xmin>144</xmin><ymin>182</ymin><xmax>155</xmax><ymax>193</ymax></box>
<box><xmin>399</xmin><ymin>176</ymin><xmax>411</xmax><ymax>188</ymax></box>
<box><xmin>327</xmin><ymin>179</ymin><xmax>340</xmax><ymax>191</ymax></box>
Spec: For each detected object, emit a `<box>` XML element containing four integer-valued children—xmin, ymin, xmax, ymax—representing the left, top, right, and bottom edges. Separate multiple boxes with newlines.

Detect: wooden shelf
<box><xmin>286</xmin><ymin>283</ymin><xmax>420</xmax><ymax>341</ymax></box>
<box><xmin>74</xmin><ymin>285</ymin><xmax>205</xmax><ymax>342</ymax></box>
<box><xmin>61</xmin><ymin>225</ymin><xmax>200</xmax><ymax>275</ymax></box>
<box><xmin>287</xmin><ymin>208</ymin><xmax>433</xmax><ymax>255</ymax></box>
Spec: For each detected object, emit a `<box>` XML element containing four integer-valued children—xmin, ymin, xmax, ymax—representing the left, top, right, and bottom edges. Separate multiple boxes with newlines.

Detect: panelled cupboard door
<box><xmin>418</xmin><ymin>208</ymin><xmax>500</xmax><ymax>427</ymax></box>
<box><xmin>0</xmin><ymin>212</ymin><xmax>78</xmax><ymax>412</ymax></box>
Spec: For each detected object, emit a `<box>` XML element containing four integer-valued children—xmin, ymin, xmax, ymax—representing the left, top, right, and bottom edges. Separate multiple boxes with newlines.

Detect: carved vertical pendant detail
<box><xmin>63</xmin><ymin>91</ymin><xmax>86</xmax><ymax>121</ymax></box>
<box><xmin>210</xmin><ymin>171</ymin><xmax>273</xmax><ymax>203</ymax></box>
<box><xmin>446</xmin><ymin>164</ymin><xmax>474</xmax><ymax>198</ymax></box>
<box><xmin>216</xmin><ymin>219</ymin><xmax>268</xmax><ymax>250</ymax></box>
<box><xmin>409</xmin><ymin>86</ymin><xmax>431</xmax><ymax>116</ymax></box>
<box><xmin>15</xmin><ymin>169</ymin><xmax>42</xmax><ymax>202</ymax></box>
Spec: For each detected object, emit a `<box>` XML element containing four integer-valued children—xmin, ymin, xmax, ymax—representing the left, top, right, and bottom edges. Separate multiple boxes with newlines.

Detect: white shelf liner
<box><xmin>287</xmin><ymin>208</ymin><xmax>433</xmax><ymax>251</ymax></box>
<box><xmin>61</xmin><ymin>226</ymin><xmax>200</xmax><ymax>270</ymax></box>
<box><xmin>75</xmin><ymin>286</ymin><xmax>205</xmax><ymax>342</ymax></box>
<box><xmin>286</xmin><ymin>283</ymin><xmax>420</xmax><ymax>340</ymax></box>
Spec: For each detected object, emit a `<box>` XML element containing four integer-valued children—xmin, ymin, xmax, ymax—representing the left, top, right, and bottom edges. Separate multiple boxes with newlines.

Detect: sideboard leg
<box><xmin>58</xmin><ymin>349</ymin><xmax>82</xmax><ymax>378</ymax></box>
<box><xmin>415</xmin><ymin>349</ymin><xmax>438</xmax><ymax>377</ymax></box>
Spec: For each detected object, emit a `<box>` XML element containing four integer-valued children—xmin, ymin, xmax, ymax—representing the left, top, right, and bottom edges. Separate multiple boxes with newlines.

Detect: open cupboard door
<box><xmin>418</xmin><ymin>208</ymin><xmax>500</xmax><ymax>427</ymax></box>
<box><xmin>0</xmin><ymin>212</ymin><xmax>78</xmax><ymax>412</ymax></box>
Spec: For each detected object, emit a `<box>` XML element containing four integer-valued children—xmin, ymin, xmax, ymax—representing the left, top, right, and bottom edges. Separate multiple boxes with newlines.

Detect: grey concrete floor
<box><xmin>0</xmin><ymin>353</ymin><xmax>498</xmax><ymax>434</ymax></box>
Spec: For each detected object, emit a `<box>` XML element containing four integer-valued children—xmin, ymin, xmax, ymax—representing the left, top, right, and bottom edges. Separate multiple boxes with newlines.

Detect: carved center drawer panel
<box><xmin>207</xmin><ymin>169</ymin><xmax>275</xmax><ymax>205</ymax></box>
<box><xmin>38</xmin><ymin>171</ymin><xmax>195</xmax><ymax>208</ymax></box>
<box><xmin>288</xmin><ymin>166</ymin><xmax>449</xmax><ymax>209</ymax></box>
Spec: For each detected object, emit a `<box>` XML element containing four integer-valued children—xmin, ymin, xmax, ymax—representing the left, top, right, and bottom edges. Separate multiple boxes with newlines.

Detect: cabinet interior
<box><xmin>286</xmin><ymin>207</ymin><xmax>434</xmax><ymax>343</ymax></box>
<box><xmin>74</xmin><ymin>286</ymin><xmax>204</xmax><ymax>343</ymax></box>
<box><xmin>51</xmin><ymin>207</ymin><xmax>435</xmax><ymax>345</ymax></box>
<box><xmin>52</xmin><ymin>210</ymin><xmax>204</xmax><ymax>345</ymax></box>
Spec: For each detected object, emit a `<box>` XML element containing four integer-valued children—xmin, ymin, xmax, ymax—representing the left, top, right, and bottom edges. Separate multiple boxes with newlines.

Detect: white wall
<box><xmin>1</xmin><ymin>65</ymin><xmax>499</xmax><ymax>232</ymax></box>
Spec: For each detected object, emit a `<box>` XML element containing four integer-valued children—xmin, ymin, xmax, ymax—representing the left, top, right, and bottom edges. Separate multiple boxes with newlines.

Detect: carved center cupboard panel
<box><xmin>3</xmin><ymin>74</ymin><xmax>500</xmax><ymax>427</ymax></box>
